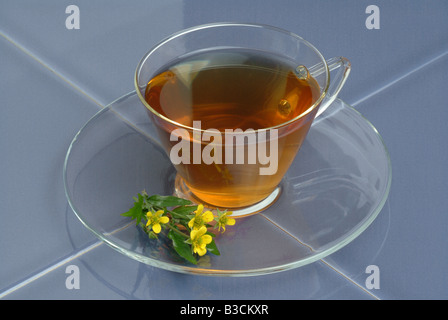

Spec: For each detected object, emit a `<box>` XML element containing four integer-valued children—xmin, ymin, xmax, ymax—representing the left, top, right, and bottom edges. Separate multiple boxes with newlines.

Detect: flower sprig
<box><xmin>121</xmin><ymin>191</ymin><xmax>235</xmax><ymax>265</ymax></box>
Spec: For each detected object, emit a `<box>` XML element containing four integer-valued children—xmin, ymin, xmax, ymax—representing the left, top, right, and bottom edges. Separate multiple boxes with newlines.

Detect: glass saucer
<box><xmin>63</xmin><ymin>92</ymin><xmax>391</xmax><ymax>276</ymax></box>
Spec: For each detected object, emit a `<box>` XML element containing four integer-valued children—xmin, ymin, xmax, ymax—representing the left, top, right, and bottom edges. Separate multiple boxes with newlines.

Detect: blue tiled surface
<box><xmin>1</xmin><ymin>1</ymin><xmax>447</xmax><ymax>299</ymax></box>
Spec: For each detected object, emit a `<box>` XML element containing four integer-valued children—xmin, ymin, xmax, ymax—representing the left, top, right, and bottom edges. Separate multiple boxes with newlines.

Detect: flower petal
<box><xmin>159</xmin><ymin>216</ymin><xmax>169</xmax><ymax>224</ymax></box>
<box><xmin>196</xmin><ymin>226</ymin><xmax>207</xmax><ymax>237</ymax></box>
<box><xmin>195</xmin><ymin>204</ymin><xmax>204</xmax><ymax>215</ymax></box>
<box><xmin>203</xmin><ymin>211</ymin><xmax>214</xmax><ymax>223</ymax></box>
<box><xmin>152</xmin><ymin>223</ymin><xmax>161</xmax><ymax>234</ymax></box>
<box><xmin>196</xmin><ymin>246</ymin><xmax>207</xmax><ymax>256</ymax></box>
<box><xmin>188</xmin><ymin>218</ymin><xmax>195</xmax><ymax>229</ymax></box>
<box><xmin>201</xmin><ymin>234</ymin><xmax>213</xmax><ymax>245</ymax></box>
<box><xmin>190</xmin><ymin>228</ymin><xmax>199</xmax><ymax>240</ymax></box>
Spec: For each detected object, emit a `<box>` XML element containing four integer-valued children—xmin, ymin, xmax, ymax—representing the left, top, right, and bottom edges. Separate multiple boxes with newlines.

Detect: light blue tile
<box><xmin>181</xmin><ymin>0</ymin><xmax>448</xmax><ymax>106</ymax></box>
<box><xmin>322</xmin><ymin>51</ymin><xmax>448</xmax><ymax>299</ymax></box>
<box><xmin>1</xmin><ymin>1</ymin><xmax>447</xmax><ymax>106</ymax></box>
<box><xmin>2</xmin><ymin>243</ymin><xmax>376</xmax><ymax>300</ymax></box>
<box><xmin>0</xmin><ymin>35</ymin><xmax>99</xmax><ymax>292</ymax></box>
<box><xmin>0</xmin><ymin>0</ymin><xmax>185</xmax><ymax>105</ymax></box>
<box><xmin>1</xmin><ymin>87</ymin><xmax>374</xmax><ymax>299</ymax></box>
<box><xmin>2</xmin><ymin>0</ymin><xmax>447</xmax><ymax>300</ymax></box>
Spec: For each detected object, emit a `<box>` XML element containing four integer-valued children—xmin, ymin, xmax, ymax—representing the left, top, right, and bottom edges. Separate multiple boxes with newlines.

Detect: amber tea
<box><xmin>144</xmin><ymin>49</ymin><xmax>320</xmax><ymax>208</ymax></box>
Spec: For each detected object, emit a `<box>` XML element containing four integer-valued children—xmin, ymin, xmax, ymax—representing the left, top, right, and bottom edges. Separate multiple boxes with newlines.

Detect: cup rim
<box><xmin>134</xmin><ymin>22</ymin><xmax>330</xmax><ymax>133</ymax></box>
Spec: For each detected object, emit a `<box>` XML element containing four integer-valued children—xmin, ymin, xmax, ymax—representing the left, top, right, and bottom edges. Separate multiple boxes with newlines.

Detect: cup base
<box><xmin>173</xmin><ymin>175</ymin><xmax>281</xmax><ymax>218</ymax></box>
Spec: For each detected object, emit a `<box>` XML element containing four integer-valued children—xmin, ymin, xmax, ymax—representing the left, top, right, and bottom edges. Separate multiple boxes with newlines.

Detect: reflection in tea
<box><xmin>144</xmin><ymin>49</ymin><xmax>320</xmax><ymax>208</ymax></box>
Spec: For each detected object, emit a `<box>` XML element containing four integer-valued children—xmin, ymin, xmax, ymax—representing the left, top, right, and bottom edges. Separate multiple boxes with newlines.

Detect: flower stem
<box><xmin>166</xmin><ymin>223</ymin><xmax>189</xmax><ymax>239</ymax></box>
<box><xmin>166</xmin><ymin>208</ymin><xmax>188</xmax><ymax>220</ymax></box>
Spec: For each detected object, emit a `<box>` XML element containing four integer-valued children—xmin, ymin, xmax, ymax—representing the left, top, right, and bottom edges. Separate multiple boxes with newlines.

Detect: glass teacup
<box><xmin>135</xmin><ymin>23</ymin><xmax>350</xmax><ymax>217</ymax></box>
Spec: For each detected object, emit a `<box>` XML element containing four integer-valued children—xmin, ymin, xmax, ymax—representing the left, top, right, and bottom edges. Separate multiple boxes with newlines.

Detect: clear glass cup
<box><xmin>135</xmin><ymin>22</ymin><xmax>351</xmax><ymax>216</ymax></box>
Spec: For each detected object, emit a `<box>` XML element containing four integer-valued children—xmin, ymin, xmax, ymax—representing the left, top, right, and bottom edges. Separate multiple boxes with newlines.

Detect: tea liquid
<box><xmin>145</xmin><ymin>49</ymin><xmax>321</xmax><ymax>208</ymax></box>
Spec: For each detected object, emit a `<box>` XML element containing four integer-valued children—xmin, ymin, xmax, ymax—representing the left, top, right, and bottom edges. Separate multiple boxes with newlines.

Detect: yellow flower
<box><xmin>146</xmin><ymin>210</ymin><xmax>169</xmax><ymax>234</ymax></box>
<box><xmin>216</xmin><ymin>210</ymin><xmax>236</xmax><ymax>233</ymax></box>
<box><xmin>190</xmin><ymin>226</ymin><xmax>212</xmax><ymax>256</ymax></box>
<box><xmin>188</xmin><ymin>204</ymin><xmax>214</xmax><ymax>230</ymax></box>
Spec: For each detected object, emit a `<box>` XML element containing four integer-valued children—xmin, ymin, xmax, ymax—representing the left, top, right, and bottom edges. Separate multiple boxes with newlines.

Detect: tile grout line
<box><xmin>0</xmin><ymin>220</ymin><xmax>138</xmax><ymax>298</ymax></box>
<box><xmin>259</xmin><ymin>214</ymin><xmax>380</xmax><ymax>299</ymax></box>
<box><xmin>0</xmin><ymin>31</ymin><xmax>108</xmax><ymax>298</ymax></box>
<box><xmin>320</xmin><ymin>259</ymin><xmax>381</xmax><ymax>300</ymax></box>
<box><xmin>1</xmin><ymin>30</ymin><xmax>444</xmax><ymax>299</ymax></box>
<box><xmin>3</xmin><ymin>29</ymin><xmax>447</xmax><ymax>118</ymax></box>
<box><xmin>351</xmin><ymin>49</ymin><xmax>448</xmax><ymax>108</ymax></box>
<box><xmin>0</xmin><ymin>31</ymin><xmax>161</xmax><ymax>148</ymax></box>
<box><xmin>0</xmin><ymin>31</ymin><xmax>105</xmax><ymax>110</ymax></box>
<box><xmin>0</xmin><ymin>240</ymin><xmax>103</xmax><ymax>299</ymax></box>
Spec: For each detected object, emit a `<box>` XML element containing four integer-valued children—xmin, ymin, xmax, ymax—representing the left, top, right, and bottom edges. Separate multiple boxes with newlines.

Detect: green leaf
<box><xmin>206</xmin><ymin>237</ymin><xmax>220</xmax><ymax>256</ymax></box>
<box><xmin>171</xmin><ymin>205</ymin><xmax>198</xmax><ymax>216</ymax></box>
<box><xmin>121</xmin><ymin>193</ymin><xmax>145</xmax><ymax>225</ymax></box>
<box><xmin>168</xmin><ymin>229</ymin><xmax>197</xmax><ymax>265</ymax></box>
<box><xmin>147</xmin><ymin>195</ymin><xmax>192</xmax><ymax>208</ymax></box>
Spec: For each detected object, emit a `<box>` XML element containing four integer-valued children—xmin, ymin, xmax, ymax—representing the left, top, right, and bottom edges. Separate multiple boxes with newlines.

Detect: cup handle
<box><xmin>309</xmin><ymin>56</ymin><xmax>351</xmax><ymax>118</ymax></box>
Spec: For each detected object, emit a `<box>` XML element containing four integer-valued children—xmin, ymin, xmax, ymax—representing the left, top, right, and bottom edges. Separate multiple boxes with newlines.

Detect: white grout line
<box><xmin>0</xmin><ymin>31</ymin><xmax>109</xmax><ymax>299</ymax></box>
<box><xmin>260</xmin><ymin>213</ymin><xmax>381</xmax><ymax>299</ymax></box>
<box><xmin>0</xmin><ymin>31</ymin><xmax>105</xmax><ymax>110</ymax></box>
<box><xmin>351</xmin><ymin>50</ymin><xmax>448</xmax><ymax>108</ymax></box>
<box><xmin>320</xmin><ymin>259</ymin><xmax>381</xmax><ymax>300</ymax></box>
<box><xmin>1</xmin><ymin>29</ymin><xmax>444</xmax><ymax>299</ymax></box>
<box><xmin>0</xmin><ymin>241</ymin><xmax>103</xmax><ymax>299</ymax></box>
